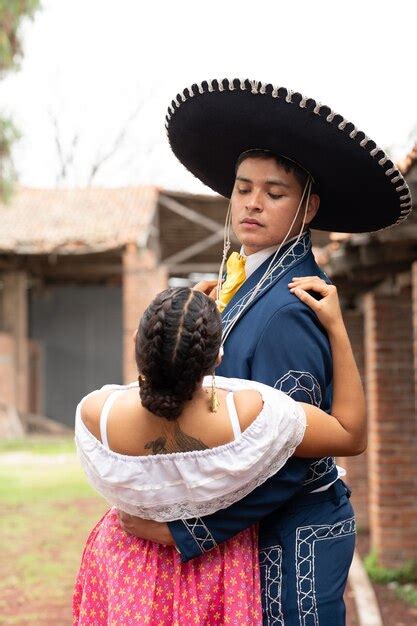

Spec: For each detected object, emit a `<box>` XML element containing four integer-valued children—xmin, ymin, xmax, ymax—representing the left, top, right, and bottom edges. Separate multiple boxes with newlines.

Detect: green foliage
<box><xmin>0</xmin><ymin>0</ymin><xmax>40</xmax><ymax>198</ymax></box>
<box><xmin>364</xmin><ymin>550</ymin><xmax>417</xmax><ymax>585</ymax></box>
<box><xmin>0</xmin><ymin>115</ymin><xmax>20</xmax><ymax>199</ymax></box>
<box><xmin>395</xmin><ymin>583</ymin><xmax>417</xmax><ymax>606</ymax></box>
<box><xmin>364</xmin><ymin>550</ymin><xmax>417</xmax><ymax>607</ymax></box>
<box><xmin>0</xmin><ymin>0</ymin><xmax>40</xmax><ymax>74</ymax></box>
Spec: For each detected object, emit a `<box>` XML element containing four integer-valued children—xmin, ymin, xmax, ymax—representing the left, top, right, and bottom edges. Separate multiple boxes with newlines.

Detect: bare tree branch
<box><xmin>49</xmin><ymin>110</ymin><xmax>79</xmax><ymax>185</ymax></box>
<box><xmin>48</xmin><ymin>89</ymin><xmax>146</xmax><ymax>186</ymax></box>
<box><xmin>87</xmin><ymin>99</ymin><xmax>145</xmax><ymax>186</ymax></box>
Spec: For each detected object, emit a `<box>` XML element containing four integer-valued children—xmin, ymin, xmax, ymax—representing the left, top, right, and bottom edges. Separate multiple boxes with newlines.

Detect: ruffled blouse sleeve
<box><xmin>74</xmin><ymin>378</ymin><xmax>306</xmax><ymax>521</ymax></box>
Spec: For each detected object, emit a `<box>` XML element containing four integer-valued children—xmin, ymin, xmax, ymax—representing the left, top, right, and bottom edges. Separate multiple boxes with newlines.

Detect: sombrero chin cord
<box><xmin>219</xmin><ymin>176</ymin><xmax>313</xmax><ymax>346</ymax></box>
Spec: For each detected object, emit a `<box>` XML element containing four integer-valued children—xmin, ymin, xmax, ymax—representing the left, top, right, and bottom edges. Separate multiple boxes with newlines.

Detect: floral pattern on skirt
<box><xmin>73</xmin><ymin>508</ymin><xmax>262</xmax><ymax>625</ymax></box>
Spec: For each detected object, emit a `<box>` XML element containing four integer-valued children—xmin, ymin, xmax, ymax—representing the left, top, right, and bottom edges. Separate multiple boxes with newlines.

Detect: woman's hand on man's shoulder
<box><xmin>288</xmin><ymin>276</ymin><xmax>343</xmax><ymax>332</ymax></box>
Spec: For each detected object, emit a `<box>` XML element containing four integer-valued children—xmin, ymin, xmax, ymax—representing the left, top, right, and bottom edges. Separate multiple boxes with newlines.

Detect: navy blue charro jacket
<box><xmin>168</xmin><ymin>232</ymin><xmax>338</xmax><ymax>560</ymax></box>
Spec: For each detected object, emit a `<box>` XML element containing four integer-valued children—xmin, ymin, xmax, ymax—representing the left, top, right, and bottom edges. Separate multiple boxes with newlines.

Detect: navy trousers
<box><xmin>259</xmin><ymin>481</ymin><xmax>355</xmax><ymax>625</ymax></box>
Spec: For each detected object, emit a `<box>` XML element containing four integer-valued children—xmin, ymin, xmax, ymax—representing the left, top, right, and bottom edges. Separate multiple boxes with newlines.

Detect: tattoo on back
<box><xmin>144</xmin><ymin>437</ymin><xmax>169</xmax><ymax>455</ymax></box>
<box><xmin>144</xmin><ymin>423</ymin><xmax>208</xmax><ymax>455</ymax></box>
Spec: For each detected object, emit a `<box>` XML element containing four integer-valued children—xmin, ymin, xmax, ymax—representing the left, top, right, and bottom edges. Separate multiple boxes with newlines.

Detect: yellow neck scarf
<box><xmin>218</xmin><ymin>252</ymin><xmax>246</xmax><ymax>313</ymax></box>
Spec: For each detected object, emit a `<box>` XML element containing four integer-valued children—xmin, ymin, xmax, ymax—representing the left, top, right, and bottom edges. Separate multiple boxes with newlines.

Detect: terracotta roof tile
<box><xmin>0</xmin><ymin>186</ymin><xmax>158</xmax><ymax>254</ymax></box>
<box><xmin>397</xmin><ymin>143</ymin><xmax>417</xmax><ymax>175</ymax></box>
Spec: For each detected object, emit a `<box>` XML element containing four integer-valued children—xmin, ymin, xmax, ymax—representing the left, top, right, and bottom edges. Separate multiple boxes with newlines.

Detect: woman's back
<box><xmin>81</xmin><ymin>382</ymin><xmax>263</xmax><ymax>457</ymax></box>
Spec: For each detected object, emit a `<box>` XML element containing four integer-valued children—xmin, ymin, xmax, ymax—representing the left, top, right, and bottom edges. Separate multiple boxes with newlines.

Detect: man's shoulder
<box><xmin>238</xmin><ymin>247</ymin><xmax>330</xmax><ymax>325</ymax></box>
<box><xmin>292</xmin><ymin>248</ymin><xmax>329</xmax><ymax>278</ymax></box>
<box><xmin>266</xmin><ymin>252</ymin><xmax>330</xmax><ymax>301</ymax></box>
<box><xmin>257</xmin><ymin>259</ymin><xmax>330</xmax><ymax>324</ymax></box>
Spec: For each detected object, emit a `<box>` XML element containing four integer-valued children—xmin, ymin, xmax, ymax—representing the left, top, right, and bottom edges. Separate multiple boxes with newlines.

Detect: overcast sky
<box><xmin>0</xmin><ymin>0</ymin><xmax>416</xmax><ymax>193</ymax></box>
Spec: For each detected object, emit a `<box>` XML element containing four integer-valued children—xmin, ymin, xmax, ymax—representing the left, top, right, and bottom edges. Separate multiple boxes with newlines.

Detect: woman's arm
<box><xmin>288</xmin><ymin>276</ymin><xmax>367</xmax><ymax>457</ymax></box>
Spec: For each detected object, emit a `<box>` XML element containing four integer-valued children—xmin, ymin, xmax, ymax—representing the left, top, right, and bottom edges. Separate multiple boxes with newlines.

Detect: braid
<box><xmin>136</xmin><ymin>288</ymin><xmax>221</xmax><ymax>420</ymax></box>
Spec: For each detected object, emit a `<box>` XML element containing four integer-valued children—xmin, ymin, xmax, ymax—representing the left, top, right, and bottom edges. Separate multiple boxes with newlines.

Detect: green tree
<box><xmin>0</xmin><ymin>0</ymin><xmax>40</xmax><ymax>198</ymax></box>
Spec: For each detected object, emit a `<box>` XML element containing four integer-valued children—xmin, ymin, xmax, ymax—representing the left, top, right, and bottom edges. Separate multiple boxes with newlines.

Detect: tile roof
<box><xmin>0</xmin><ymin>186</ymin><xmax>158</xmax><ymax>254</ymax></box>
<box><xmin>397</xmin><ymin>144</ymin><xmax>417</xmax><ymax>176</ymax></box>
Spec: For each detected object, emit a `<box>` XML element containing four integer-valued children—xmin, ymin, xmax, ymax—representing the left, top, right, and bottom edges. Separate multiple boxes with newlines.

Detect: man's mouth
<box><xmin>241</xmin><ymin>218</ymin><xmax>263</xmax><ymax>227</ymax></box>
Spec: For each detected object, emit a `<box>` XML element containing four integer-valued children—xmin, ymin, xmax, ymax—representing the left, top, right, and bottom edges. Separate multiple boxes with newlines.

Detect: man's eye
<box><xmin>268</xmin><ymin>193</ymin><xmax>283</xmax><ymax>200</ymax></box>
<box><xmin>238</xmin><ymin>189</ymin><xmax>250</xmax><ymax>194</ymax></box>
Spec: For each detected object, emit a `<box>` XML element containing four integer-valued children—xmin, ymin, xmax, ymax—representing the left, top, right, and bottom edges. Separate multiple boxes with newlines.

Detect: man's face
<box><xmin>231</xmin><ymin>157</ymin><xmax>319</xmax><ymax>255</ymax></box>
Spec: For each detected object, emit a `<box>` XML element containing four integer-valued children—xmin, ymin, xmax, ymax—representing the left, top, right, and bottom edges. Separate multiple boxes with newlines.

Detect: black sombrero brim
<box><xmin>166</xmin><ymin>78</ymin><xmax>412</xmax><ymax>233</ymax></box>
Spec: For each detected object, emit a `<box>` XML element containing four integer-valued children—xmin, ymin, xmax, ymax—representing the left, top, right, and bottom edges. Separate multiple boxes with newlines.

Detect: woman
<box><xmin>73</xmin><ymin>277</ymin><xmax>365</xmax><ymax>625</ymax></box>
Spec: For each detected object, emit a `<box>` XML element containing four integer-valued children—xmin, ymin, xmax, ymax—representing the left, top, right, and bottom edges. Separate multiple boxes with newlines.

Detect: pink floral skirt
<box><xmin>73</xmin><ymin>508</ymin><xmax>262</xmax><ymax>625</ymax></box>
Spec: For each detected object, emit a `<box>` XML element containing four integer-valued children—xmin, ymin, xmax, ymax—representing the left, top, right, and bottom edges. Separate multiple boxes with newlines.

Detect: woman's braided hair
<box><xmin>135</xmin><ymin>287</ymin><xmax>222</xmax><ymax>420</ymax></box>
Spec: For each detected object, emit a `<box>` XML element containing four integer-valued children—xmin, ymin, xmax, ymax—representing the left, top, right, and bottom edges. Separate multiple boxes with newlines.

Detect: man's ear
<box><xmin>132</xmin><ymin>329</ymin><xmax>138</xmax><ymax>344</ymax></box>
<box><xmin>305</xmin><ymin>194</ymin><xmax>320</xmax><ymax>225</ymax></box>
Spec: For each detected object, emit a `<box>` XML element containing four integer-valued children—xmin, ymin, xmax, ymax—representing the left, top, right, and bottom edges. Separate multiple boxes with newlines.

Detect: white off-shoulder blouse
<box><xmin>74</xmin><ymin>376</ymin><xmax>306</xmax><ymax>521</ymax></box>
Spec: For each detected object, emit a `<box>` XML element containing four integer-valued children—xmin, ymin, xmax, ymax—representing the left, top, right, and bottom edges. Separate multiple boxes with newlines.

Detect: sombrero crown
<box><xmin>166</xmin><ymin>78</ymin><xmax>412</xmax><ymax>233</ymax></box>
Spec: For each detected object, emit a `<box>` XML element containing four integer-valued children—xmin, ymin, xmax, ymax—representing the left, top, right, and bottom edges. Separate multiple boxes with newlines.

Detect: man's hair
<box><xmin>236</xmin><ymin>149</ymin><xmax>318</xmax><ymax>195</ymax></box>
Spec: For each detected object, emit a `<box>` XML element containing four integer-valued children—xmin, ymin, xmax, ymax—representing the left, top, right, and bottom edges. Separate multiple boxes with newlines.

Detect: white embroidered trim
<box><xmin>303</xmin><ymin>456</ymin><xmax>337</xmax><ymax>486</ymax></box>
<box><xmin>274</xmin><ymin>370</ymin><xmax>322</xmax><ymax>407</ymax></box>
<box><xmin>296</xmin><ymin>517</ymin><xmax>356</xmax><ymax>625</ymax></box>
<box><xmin>165</xmin><ymin>78</ymin><xmax>412</xmax><ymax>230</ymax></box>
<box><xmin>182</xmin><ymin>518</ymin><xmax>217</xmax><ymax>553</ymax></box>
<box><xmin>260</xmin><ymin>545</ymin><xmax>284</xmax><ymax>625</ymax></box>
<box><xmin>222</xmin><ymin>232</ymin><xmax>311</xmax><ymax>331</ymax></box>
<box><xmin>274</xmin><ymin>369</ymin><xmax>335</xmax><ymax>489</ymax></box>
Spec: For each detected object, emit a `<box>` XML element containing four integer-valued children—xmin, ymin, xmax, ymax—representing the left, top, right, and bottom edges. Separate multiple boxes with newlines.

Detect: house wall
<box><xmin>122</xmin><ymin>244</ymin><xmax>168</xmax><ymax>383</ymax></box>
<box><xmin>30</xmin><ymin>284</ymin><xmax>123</xmax><ymax>426</ymax></box>
<box><xmin>363</xmin><ymin>287</ymin><xmax>417</xmax><ymax>567</ymax></box>
<box><xmin>0</xmin><ymin>332</ymin><xmax>15</xmax><ymax>406</ymax></box>
<box><xmin>1</xmin><ymin>271</ymin><xmax>29</xmax><ymax>412</ymax></box>
<box><xmin>336</xmin><ymin>275</ymin><xmax>417</xmax><ymax>568</ymax></box>
<box><xmin>338</xmin><ymin>309</ymin><xmax>369</xmax><ymax>531</ymax></box>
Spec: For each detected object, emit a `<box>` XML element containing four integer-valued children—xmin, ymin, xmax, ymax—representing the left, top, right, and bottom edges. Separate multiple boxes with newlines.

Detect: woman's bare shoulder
<box><xmin>233</xmin><ymin>389</ymin><xmax>264</xmax><ymax>432</ymax></box>
<box><xmin>80</xmin><ymin>388</ymin><xmax>117</xmax><ymax>440</ymax></box>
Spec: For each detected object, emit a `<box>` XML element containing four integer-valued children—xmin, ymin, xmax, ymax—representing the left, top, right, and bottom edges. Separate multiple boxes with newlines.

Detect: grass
<box><xmin>395</xmin><ymin>583</ymin><xmax>417</xmax><ymax>606</ymax></box>
<box><xmin>364</xmin><ymin>549</ymin><xmax>417</xmax><ymax>607</ymax></box>
<box><xmin>0</xmin><ymin>454</ymin><xmax>94</xmax><ymax>503</ymax></box>
<box><xmin>0</xmin><ymin>437</ymin><xmax>108</xmax><ymax>625</ymax></box>
<box><xmin>0</xmin><ymin>436</ymin><xmax>77</xmax><ymax>455</ymax></box>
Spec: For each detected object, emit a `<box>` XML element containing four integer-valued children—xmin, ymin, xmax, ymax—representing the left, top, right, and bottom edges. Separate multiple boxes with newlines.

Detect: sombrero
<box><xmin>165</xmin><ymin>78</ymin><xmax>412</xmax><ymax>233</ymax></box>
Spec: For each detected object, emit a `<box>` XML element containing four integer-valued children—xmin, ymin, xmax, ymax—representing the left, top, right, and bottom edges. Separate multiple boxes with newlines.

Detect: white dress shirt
<box><xmin>240</xmin><ymin>234</ymin><xmax>301</xmax><ymax>279</ymax></box>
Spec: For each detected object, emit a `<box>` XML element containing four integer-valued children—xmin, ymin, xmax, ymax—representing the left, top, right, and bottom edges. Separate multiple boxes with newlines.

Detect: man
<box><xmin>120</xmin><ymin>78</ymin><xmax>412</xmax><ymax>624</ymax></box>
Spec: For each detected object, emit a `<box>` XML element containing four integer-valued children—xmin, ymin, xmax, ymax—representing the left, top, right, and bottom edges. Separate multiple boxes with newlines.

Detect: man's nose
<box><xmin>245</xmin><ymin>190</ymin><xmax>263</xmax><ymax>211</ymax></box>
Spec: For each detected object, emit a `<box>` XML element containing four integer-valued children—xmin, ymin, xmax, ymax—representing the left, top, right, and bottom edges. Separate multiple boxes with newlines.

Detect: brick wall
<box><xmin>0</xmin><ymin>332</ymin><xmax>15</xmax><ymax>405</ymax></box>
<box><xmin>338</xmin><ymin>309</ymin><xmax>369</xmax><ymax>531</ymax></box>
<box><xmin>364</xmin><ymin>288</ymin><xmax>417</xmax><ymax>567</ymax></box>
<box><xmin>122</xmin><ymin>244</ymin><xmax>168</xmax><ymax>383</ymax></box>
<box><xmin>1</xmin><ymin>271</ymin><xmax>29</xmax><ymax>412</ymax></box>
<box><xmin>412</xmin><ymin>263</ymin><xmax>417</xmax><ymax>410</ymax></box>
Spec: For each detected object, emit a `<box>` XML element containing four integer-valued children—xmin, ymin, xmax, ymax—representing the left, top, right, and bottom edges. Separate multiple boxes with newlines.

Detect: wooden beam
<box><xmin>162</xmin><ymin>231</ymin><xmax>225</xmax><ymax>266</ymax></box>
<box><xmin>376</xmin><ymin>221</ymin><xmax>417</xmax><ymax>243</ymax></box>
<box><xmin>29</xmin><ymin>264</ymin><xmax>122</xmax><ymax>280</ymax></box>
<box><xmin>159</xmin><ymin>194</ymin><xmax>225</xmax><ymax>234</ymax></box>
<box><xmin>326</xmin><ymin>242</ymin><xmax>417</xmax><ymax>277</ymax></box>
<box><xmin>329</xmin><ymin>263</ymin><xmax>411</xmax><ymax>284</ymax></box>
<box><xmin>169</xmin><ymin>263</ymin><xmax>220</xmax><ymax>274</ymax></box>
